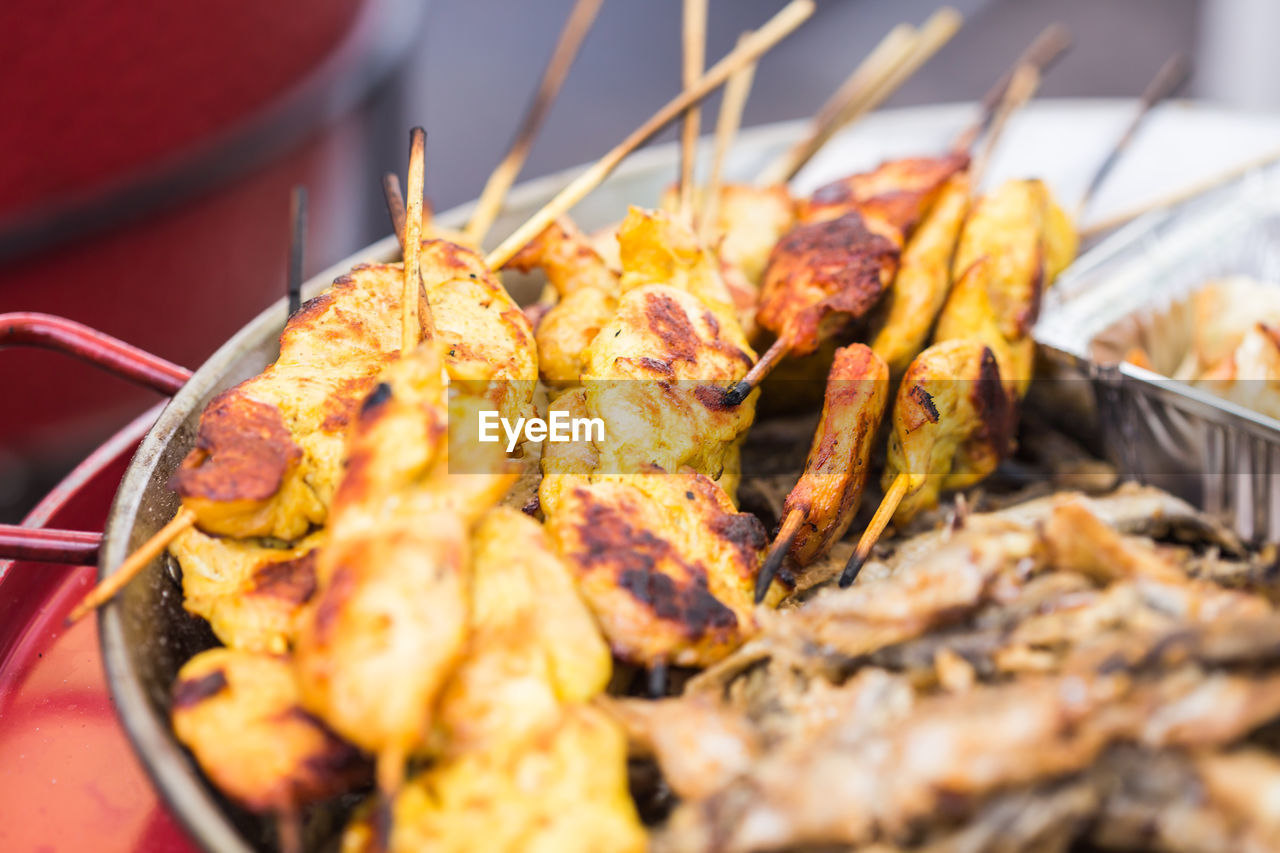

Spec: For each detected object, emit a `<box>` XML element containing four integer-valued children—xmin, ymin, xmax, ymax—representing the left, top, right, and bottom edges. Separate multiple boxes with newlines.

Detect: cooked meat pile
<box><xmin>600</xmin><ymin>483</ymin><xmax>1280</xmax><ymax>853</ymax></box>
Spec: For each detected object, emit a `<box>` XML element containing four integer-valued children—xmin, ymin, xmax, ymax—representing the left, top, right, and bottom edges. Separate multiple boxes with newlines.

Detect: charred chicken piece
<box><xmin>170</xmin><ymin>528</ymin><xmax>324</xmax><ymax>654</ymax></box>
<box><xmin>884</xmin><ymin>339</ymin><xmax>1014</xmax><ymax>525</ymax></box>
<box><xmin>293</xmin><ymin>339</ymin><xmax>516</xmax><ymax>794</ymax></box>
<box><xmin>757</xmin><ymin>345</ymin><xmax>890</xmax><ymax>600</ymax></box>
<box><xmin>171</xmin><ymin>647</ymin><xmax>369</xmax><ymax>814</ymax></box>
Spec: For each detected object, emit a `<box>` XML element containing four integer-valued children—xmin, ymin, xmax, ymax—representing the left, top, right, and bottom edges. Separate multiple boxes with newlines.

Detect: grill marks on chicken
<box><xmin>173</xmin><ymin>265</ymin><xmax>420</xmax><ymax>540</ymax></box>
<box><xmin>171</xmin><ymin>648</ymin><xmax>370</xmax><ymax>814</ymax></box>
<box><xmin>536</xmin><ymin>208</ymin><xmax>773</xmax><ymax>668</ymax></box>
<box><xmin>339</xmin><ymin>507</ymin><xmax>645</xmax><ymax>853</ymax></box>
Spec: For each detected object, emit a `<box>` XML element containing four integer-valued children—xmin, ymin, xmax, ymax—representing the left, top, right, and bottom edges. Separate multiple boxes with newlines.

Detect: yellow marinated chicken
<box><xmin>170</xmin><ymin>528</ymin><xmax>324</xmax><ymax>654</ymax></box>
<box><xmin>869</xmin><ymin>172</ymin><xmax>972</xmax><ymax>373</ymax></box>
<box><xmin>542</xmin><ymin>467</ymin><xmax>773</xmax><ymax>668</ymax></box>
<box><xmin>883</xmin><ymin>339</ymin><xmax>1015</xmax><ymax>523</ymax></box>
<box><xmin>660</xmin><ymin>183</ymin><xmax>796</xmax><ymax>338</ymax></box>
<box><xmin>797</xmin><ymin>153</ymin><xmax>970</xmax><ymax>241</ymax></box>
<box><xmin>773</xmin><ymin>345</ymin><xmax>890</xmax><ymax>572</ymax></box>
<box><xmin>171</xmin><ymin>648</ymin><xmax>368</xmax><ymax>814</ymax></box>
<box><xmin>506</xmin><ymin>218</ymin><xmax>621</xmax><ymax>386</ymax></box>
<box><xmin>432</xmin><ymin>507</ymin><xmax>612</xmax><ymax>758</ymax></box>
<box><xmin>341</xmin><ymin>705</ymin><xmax>645</xmax><ymax>853</ymax></box>
<box><xmin>933</xmin><ymin>179</ymin><xmax>1077</xmax><ymax>396</ymax></box>
<box><xmin>172</xmin><ymin>264</ymin><xmax>427</xmax><ymax>540</ymax></box>
<box><xmin>171</xmin><ymin>240</ymin><xmax>533</xmax><ymax>542</ymax></box>
<box><xmin>293</xmin><ymin>337</ymin><xmax>517</xmax><ymax>793</ymax></box>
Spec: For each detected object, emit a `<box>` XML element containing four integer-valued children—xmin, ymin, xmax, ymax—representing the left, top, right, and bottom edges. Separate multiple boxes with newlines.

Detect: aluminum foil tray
<box><xmin>1036</xmin><ymin>163</ymin><xmax>1280</xmax><ymax>542</ymax></box>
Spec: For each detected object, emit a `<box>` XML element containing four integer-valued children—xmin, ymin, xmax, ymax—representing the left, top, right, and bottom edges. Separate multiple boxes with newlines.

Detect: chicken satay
<box><xmin>171</xmin><ymin>648</ymin><xmax>369</xmax><ymax>814</ymax></box>
<box><xmin>869</xmin><ymin>171</ymin><xmax>972</xmax><ymax>373</ymax></box>
<box><xmin>505</xmin><ymin>218</ymin><xmax>621</xmax><ymax>386</ymax></box>
<box><xmin>756</xmin><ymin>344</ymin><xmax>889</xmax><ymax>601</ymax></box>
<box><xmin>727</xmin><ymin>154</ymin><xmax>967</xmax><ymax>403</ymax></box>
<box><xmin>933</xmin><ymin>178</ymin><xmax>1077</xmax><ymax>396</ymax></box>
<box><xmin>169</xmin><ymin>528</ymin><xmax>324</xmax><ymax>654</ymax></box>
<box><xmin>836</xmin><ymin>339</ymin><xmax>1013</xmax><ymax>588</ymax></box>
<box><xmin>432</xmin><ymin>506</ymin><xmax>612</xmax><ymax>758</ymax></box>
<box><xmin>543</xmin><ymin>470</ymin><xmax>771</xmax><ymax>669</ymax></box>
<box><xmin>173</xmin><ymin>263</ymin><xmax>428</xmax><ymax>541</ymax></box>
<box><xmin>293</xmin><ymin>339</ymin><xmax>517</xmax><ymax>796</ymax></box>
<box><xmin>341</xmin><ymin>704</ymin><xmax>645</xmax><ymax>853</ymax></box>
<box><xmin>883</xmin><ymin>339</ymin><xmax>1014</xmax><ymax>527</ymax></box>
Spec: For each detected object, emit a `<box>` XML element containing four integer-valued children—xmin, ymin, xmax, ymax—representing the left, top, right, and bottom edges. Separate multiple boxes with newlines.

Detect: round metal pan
<box><xmin>95</xmin><ymin>102</ymin><xmax>1280</xmax><ymax>851</ymax></box>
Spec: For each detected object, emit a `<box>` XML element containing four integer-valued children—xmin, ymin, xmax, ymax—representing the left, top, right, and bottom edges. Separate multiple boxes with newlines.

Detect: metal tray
<box><xmin>1037</xmin><ymin>163</ymin><xmax>1280</xmax><ymax>541</ymax></box>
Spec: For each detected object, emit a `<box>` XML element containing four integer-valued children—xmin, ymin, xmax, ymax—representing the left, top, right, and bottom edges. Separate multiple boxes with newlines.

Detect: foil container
<box><xmin>1035</xmin><ymin>163</ymin><xmax>1280</xmax><ymax>542</ymax></box>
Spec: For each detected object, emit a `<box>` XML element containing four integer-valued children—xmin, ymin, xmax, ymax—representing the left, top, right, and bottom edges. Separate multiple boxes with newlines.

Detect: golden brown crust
<box><xmin>545</xmin><ymin>474</ymin><xmax>765</xmax><ymax>667</ymax></box>
<box><xmin>783</xmin><ymin>345</ymin><xmax>891</xmax><ymax>567</ymax></box>
<box><xmin>757</xmin><ymin>213</ymin><xmax>898</xmax><ymax>355</ymax></box>
<box><xmin>171</xmin><ymin>648</ymin><xmax>369</xmax><ymax>812</ymax></box>
<box><xmin>799</xmin><ymin>153</ymin><xmax>970</xmax><ymax>244</ymax></box>
<box><xmin>174</xmin><ymin>391</ymin><xmax>300</xmax><ymax>504</ymax></box>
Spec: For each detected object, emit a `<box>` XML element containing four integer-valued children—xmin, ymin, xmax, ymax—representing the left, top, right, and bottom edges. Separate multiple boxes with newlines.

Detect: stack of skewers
<box><xmin>65</xmin><ymin>2</ymin><xmax>1274</xmax><ymax>851</ymax></box>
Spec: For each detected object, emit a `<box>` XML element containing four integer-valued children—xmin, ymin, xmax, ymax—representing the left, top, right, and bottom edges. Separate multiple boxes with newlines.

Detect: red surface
<box><xmin>0</xmin><ymin>0</ymin><xmax>362</xmax><ymax>220</ymax></box>
<box><xmin>0</xmin><ymin>405</ymin><xmax>197</xmax><ymax>853</ymax></box>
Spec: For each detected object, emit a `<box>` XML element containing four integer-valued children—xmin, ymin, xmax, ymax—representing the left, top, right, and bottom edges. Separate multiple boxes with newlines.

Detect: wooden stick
<box><xmin>766</xmin><ymin>7</ymin><xmax>964</xmax><ymax>186</ymax></box>
<box><xmin>1079</xmin><ymin>146</ymin><xmax>1280</xmax><ymax>240</ymax></box>
<box><xmin>68</xmin><ymin>507</ymin><xmax>197</xmax><ymax>623</ymax></box>
<box><xmin>484</xmin><ymin>0</ymin><xmax>816</xmax><ymax>271</ymax></box>
<box><xmin>755</xmin><ymin>507</ymin><xmax>801</xmax><ymax>603</ymax></box>
<box><xmin>463</xmin><ymin>0</ymin><xmax>604</xmax><ymax>245</ymax></box>
<box><xmin>968</xmin><ymin>62</ymin><xmax>1040</xmax><ymax>193</ymax></box>
<box><xmin>755</xmin><ymin>22</ymin><xmax>918</xmax><ymax>187</ymax></box>
<box><xmin>287</xmin><ymin>186</ymin><xmax>307</xmax><ymax>316</ymax></box>
<box><xmin>678</xmin><ymin>0</ymin><xmax>709</xmax><ymax>223</ymax></box>
<box><xmin>952</xmin><ymin>23</ymin><xmax>1071</xmax><ymax>153</ymax></box>
<box><xmin>1076</xmin><ymin>52</ymin><xmax>1189</xmax><ymax>219</ymax></box>
<box><xmin>838</xmin><ymin>471</ymin><xmax>908</xmax><ymax>587</ymax></box>
<box><xmin>383</xmin><ymin>172</ymin><xmax>407</xmax><ymax>247</ymax></box>
<box><xmin>700</xmin><ymin>32</ymin><xmax>757</xmax><ymax>242</ymax></box>
<box><xmin>724</xmin><ymin>335</ymin><xmax>788</xmax><ymax>405</ymax></box>
<box><xmin>403</xmin><ymin>128</ymin><xmax>426</xmax><ymax>354</ymax></box>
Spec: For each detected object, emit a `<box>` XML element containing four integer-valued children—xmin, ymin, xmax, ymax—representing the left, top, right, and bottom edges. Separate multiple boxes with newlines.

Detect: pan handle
<box><xmin>0</xmin><ymin>526</ymin><xmax>101</xmax><ymax>564</ymax></box>
<box><xmin>0</xmin><ymin>312</ymin><xmax>191</xmax><ymax>395</ymax></box>
<box><xmin>1</xmin><ymin>312</ymin><xmax>192</xmax><ymax>563</ymax></box>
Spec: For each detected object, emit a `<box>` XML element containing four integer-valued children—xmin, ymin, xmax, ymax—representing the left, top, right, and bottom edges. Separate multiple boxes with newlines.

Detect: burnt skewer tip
<box><xmin>723</xmin><ymin>379</ymin><xmax>753</xmax><ymax>407</ymax></box>
<box><xmin>287</xmin><ymin>186</ymin><xmax>307</xmax><ymax>317</ymax></box>
<box><xmin>837</xmin><ymin>549</ymin><xmax>867</xmax><ymax>588</ymax></box>
<box><xmin>755</xmin><ymin>509</ymin><xmax>801</xmax><ymax>604</ymax></box>
<box><xmin>647</xmin><ymin>660</ymin><xmax>670</xmax><ymax>698</ymax></box>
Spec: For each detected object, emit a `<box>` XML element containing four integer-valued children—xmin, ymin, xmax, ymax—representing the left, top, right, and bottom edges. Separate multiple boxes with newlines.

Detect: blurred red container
<box><xmin>0</xmin><ymin>0</ymin><xmax>421</xmax><ymax>510</ymax></box>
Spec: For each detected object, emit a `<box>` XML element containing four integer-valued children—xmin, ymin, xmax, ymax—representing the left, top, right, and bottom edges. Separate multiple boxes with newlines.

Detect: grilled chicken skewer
<box><xmin>722</xmin><ymin>25</ymin><xmax>1071</xmax><ymax>406</ymax></box>
<box><xmin>539</xmin><ymin>209</ymin><xmax>777</xmax><ymax>677</ymax></box>
<box><xmin>754</xmin><ymin>344</ymin><xmax>889</xmax><ymax>601</ymax></box>
<box><xmin>341</xmin><ymin>507</ymin><xmax>645</xmax><ymax>853</ymax></box>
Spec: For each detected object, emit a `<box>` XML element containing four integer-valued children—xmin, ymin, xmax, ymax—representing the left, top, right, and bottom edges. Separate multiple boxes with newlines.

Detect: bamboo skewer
<box><xmin>755</xmin><ymin>23</ymin><xmax>918</xmax><ymax>187</ymax></box>
<box><xmin>755</xmin><ymin>507</ymin><xmax>802</xmax><ymax>603</ymax></box>
<box><xmin>968</xmin><ymin>62</ymin><xmax>1041</xmax><ymax>192</ymax></box>
<box><xmin>1079</xmin><ymin>146</ymin><xmax>1280</xmax><ymax>240</ymax></box>
<box><xmin>402</xmin><ymin>128</ymin><xmax>427</xmax><ymax>354</ymax></box>
<box><xmin>68</xmin><ymin>508</ymin><xmax>197</xmax><ymax>623</ymax></box>
<box><xmin>952</xmin><ymin>23</ymin><xmax>1071</xmax><ymax>154</ymax></box>
<box><xmin>700</xmin><ymin>33</ymin><xmax>757</xmax><ymax>242</ymax></box>
<box><xmin>463</xmin><ymin>0</ymin><xmax>605</xmax><ymax>245</ymax></box>
<box><xmin>678</xmin><ymin>0</ymin><xmax>709</xmax><ymax>223</ymax></box>
<box><xmin>1075</xmin><ymin>52</ymin><xmax>1190</xmax><ymax>220</ymax></box>
<box><xmin>383</xmin><ymin>172</ymin><xmax>407</xmax><ymax>244</ymax></box>
<box><xmin>484</xmin><ymin>0</ymin><xmax>816</xmax><ymax>271</ymax></box>
<box><xmin>839</xmin><ymin>471</ymin><xmax>907</xmax><ymax>587</ymax></box>
<box><xmin>287</xmin><ymin>186</ymin><xmax>307</xmax><ymax>317</ymax></box>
